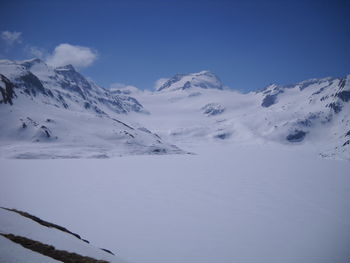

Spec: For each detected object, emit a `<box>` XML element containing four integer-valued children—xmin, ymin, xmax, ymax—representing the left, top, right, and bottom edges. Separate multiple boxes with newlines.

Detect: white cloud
<box><xmin>46</xmin><ymin>43</ymin><xmax>98</xmax><ymax>68</ymax></box>
<box><xmin>1</xmin><ymin>31</ymin><xmax>22</xmax><ymax>45</ymax></box>
<box><xmin>26</xmin><ymin>46</ymin><xmax>47</xmax><ymax>59</ymax></box>
<box><xmin>110</xmin><ymin>83</ymin><xmax>139</xmax><ymax>93</ymax></box>
<box><xmin>154</xmin><ymin>77</ymin><xmax>169</xmax><ymax>90</ymax></box>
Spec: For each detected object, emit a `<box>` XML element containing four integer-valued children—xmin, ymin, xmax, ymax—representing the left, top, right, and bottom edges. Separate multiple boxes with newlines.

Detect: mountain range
<box><xmin>0</xmin><ymin>59</ymin><xmax>181</xmax><ymax>158</ymax></box>
<box><xmin>0</xmin><ymin>58</ymin><xmax>349</xmax><ymax>160</ymax></box>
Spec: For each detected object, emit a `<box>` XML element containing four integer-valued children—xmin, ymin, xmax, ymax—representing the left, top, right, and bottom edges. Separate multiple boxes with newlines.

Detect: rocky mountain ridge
<box><xmin>1</xmin><ymin>59</ymin><xmax>349</xmax><ymax>160</ymax></box>
<box><xmin>0</xmin><ymin>59</ymin><xmax>182</xmax><ymax>158</ymax></box>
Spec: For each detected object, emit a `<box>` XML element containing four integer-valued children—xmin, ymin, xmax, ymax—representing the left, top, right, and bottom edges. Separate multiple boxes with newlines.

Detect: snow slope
<box><xmin>0</xmin><ymin>59</ymin><xmax>182</xmax><ymax>158</ymax></box>
<box><xmin>1</xmin><ymin>61</ymin><xmax>349</xmax><ymax>160</ymax></box>
<box><xmin>156</xmin><ymin>70</ymin><xmax>223</xmax><ymax>92</ymax></box>
<box><xmin>122</xmin><ymin>72</ymin><xmax>350</xmax><ymax>160</ymax></box>
<box><xmin>0</xmin><ymin>208</ymin><xmax>127</xmax><ymax>262</ymax></box>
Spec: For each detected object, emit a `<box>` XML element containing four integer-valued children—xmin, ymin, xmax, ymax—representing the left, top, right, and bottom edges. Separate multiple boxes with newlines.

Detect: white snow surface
<box><xmin>123</xmin><ymin>75</ymin><xmax>350</xmax><ymax>160</ymax></box>
<box><xmin>1</xmin><ymin>60</ymin><xmax>349</xmax><ymax>160</ymax></box>
<box><xmin>0</xmin><ymin>208</ymin><xmax>125</xmax><ymax>262</ymax></box>
<box><xmin>1</xmin><ymin>144</ymin><xmax>350</xmax><ymax>263</ymax></box>
<box><xmin>1</xmin><ymin>63</ymin><xmax>350</xmax><ymax>262</ymax></box>
<box><xmin>0</xmin><ymin>59</ymin><xmax>182</xmax><ymax>158</ymax></box>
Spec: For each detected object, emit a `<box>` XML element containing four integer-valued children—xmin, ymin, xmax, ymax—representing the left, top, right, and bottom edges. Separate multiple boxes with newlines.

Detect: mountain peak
<box><xmin>55</xmin><ymin>64</ymin><xmax>76</xmax><ymax>72</ymax></box>
<box><xmin>20</xmin><ymin>58</ymin><xmax>46</xmax><ymax>69</ymax></box>
<box><xmin>157</xmin><ymin>70</ymin><xmax>223</xmax><ymax>92</ymax></box>
<box><xmin>194</xmin><ymin>70</ymin><xmax>215</xmax><ymax>76</ymax></box>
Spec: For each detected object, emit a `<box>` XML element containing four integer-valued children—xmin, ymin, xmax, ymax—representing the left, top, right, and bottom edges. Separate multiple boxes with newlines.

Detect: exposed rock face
<box><xmin>286</xmin><ymin>130</ymin><xmax>307</xmax><ymax>142</ymax></box>
<box><xmin>0</xmin><ymin>59</ymin><xmax>183</xmax><ymax>158</ymax></box>
<box><xmin>0</xmin><ymin>74</ymin><xmax>15</xmax><ymax>105</ymax></box>
<box><xmin>202</xmin><ymin>103</ymin><xmax>225</xmax><ymax>116</ymax></box>
<box><xmin>0</xmin><ymin>59</ymin><xmax>145</xmax><ymax>114</ymax></box>
<box><xmin>1</xmin><ymin>234</ymin><xmax>110</xmax><ymax>263</ymax></box>
<box><xmin>260</xmin><ymin>85</ymin><xmax>284</xmax><ymax>108</ymax></box>
<box><xmin>259</xmin><ymin>76</ymin><xmax>350</xmax><ymax>114</ymax></box>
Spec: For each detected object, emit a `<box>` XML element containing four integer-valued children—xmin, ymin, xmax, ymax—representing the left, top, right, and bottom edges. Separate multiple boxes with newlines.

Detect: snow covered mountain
<box><xmin>0</xmin><ymin>207</ymin><xmax>126</xmax><ymax>263</ymax></box>
<box><xmin>0</xmin><ymin>58</ymin><xmax>144</xmax><ymax>114</ymax></box>
<box><xmin>1</xmin><ymin>68</ymin><xmax>350</xmax><ymax>263</ymax></box>
<box><xmin>1</xmin><ymin>60</ymin><xmax>349</xmax><ymax>160</ymax></box>
<box><xmin>156</xmin><ymin>70</ymin><xmax>223</xmax><ymax>92</ymax></box>
<box><xmin>126</xmin><ymin>71</ymin><xmax>350</xmax><ymax>160</ymax></box>
<box><xmin>0</xmin><ymin>59</ymin><xmax>182</xmax><ymax>158</ymax></box>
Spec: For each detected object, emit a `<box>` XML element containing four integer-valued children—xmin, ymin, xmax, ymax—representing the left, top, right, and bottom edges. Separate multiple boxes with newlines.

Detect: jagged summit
<box><xmin>21</xmin><ymin>58</ymin><xmax>45</xmax><ymax>69</ymax></box>
<box><xmin>7</xmin><ymin>58</ymin><xmax>76</xmax><ymax>75</ymax></box>
<box><xmin>126</xmin><ymin>72</ymin><xmax>350</xmax><ymax>160</ymax></box>
<box><xmin>0</xmin><ymin>58</ymin><xmax>182</xmax><ymax>158</ymax></box>
<box><xmin>1</xmin><ymin>58</ymin><xmax>349</xmax><ymax>160</ymax></box>
<box><xmin>156</xmin><ymin>70</ymin><xmax>224</xmax><ymax>92</ymax></box>
<box><xmin>258</xmin><ymin>76</ymin><xmax>343</xmax><ymax>94</ymax></box>
<box><xmin>55</xmin><ymin>64</ymin><xmax>76</xmax><ymax>72</ymax></box>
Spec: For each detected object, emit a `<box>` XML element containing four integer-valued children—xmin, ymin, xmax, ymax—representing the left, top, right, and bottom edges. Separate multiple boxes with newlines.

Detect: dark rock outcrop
<box><xmin>1</xmin><ymin>207</ymin><xmax>82</xmax><ymax>240</ymax></box>
<box><xmin>261</xmin><ymin>94</ymin><xmax>278</xmax><ymax>107</ymax></box>
<box><xmin>0</xmin><ymin>74</ymin><xmax>15</xmax><ymax>105</ymax></box>
<box><xmin>202</xmin><ymin>103</ymin><xmax>225</xmax><ymax>116</ymax></box>
<box><xmin>0</xmin><ymin>233</ymin><xmax>109</xmax><ymax>263</ymax></box>
<box><xmin>286</xmin><ymin>130</ymin><xmax>307</xmax><ymax>142</ymax></box>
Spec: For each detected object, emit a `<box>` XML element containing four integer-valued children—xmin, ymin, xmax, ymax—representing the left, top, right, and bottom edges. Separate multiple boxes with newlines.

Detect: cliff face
<box><xmin>0</xmin><ymin>74</ymin><xmax>15</xmax><ymax>105</ymax></box>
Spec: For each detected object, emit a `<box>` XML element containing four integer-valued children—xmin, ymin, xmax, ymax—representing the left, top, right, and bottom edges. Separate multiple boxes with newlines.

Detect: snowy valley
<box><xmin>124</xmin><ymin>70</ymin><xmax>350</xmax><ymax>161</ymax></box>
<box><xmin>1</xmin><ymin>59</ymin><xmax>350</xmax><ymax>263</ymax></box>
<box><xmin>1</xmin><ymin>59</ymin><xmax>350</xmax><ymax>160</ymax></box>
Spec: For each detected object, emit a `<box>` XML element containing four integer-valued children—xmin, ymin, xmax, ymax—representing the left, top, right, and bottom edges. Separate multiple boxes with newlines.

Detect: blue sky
<box><xmin>1</xmin><ymin>0</ymin><xmax>350</xmax><ymax>92</ymax></box>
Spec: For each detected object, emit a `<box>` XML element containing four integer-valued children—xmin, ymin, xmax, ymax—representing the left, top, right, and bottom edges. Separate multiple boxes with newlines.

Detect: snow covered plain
<box><xmin>1</xmin><ymin>62</ymin><xmax>350</xmax><ymax>262</ymax></box>
<box><xmin>1</xmin><ymin>142</ymin><xmax>350</xmax><ymax>263</ymax></box>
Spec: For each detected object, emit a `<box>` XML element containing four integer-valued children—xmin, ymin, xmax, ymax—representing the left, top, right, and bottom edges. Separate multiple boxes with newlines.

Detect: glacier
<box><xmin>1</xmin><ymin>62</ymin><xmax>350</xmax><ymax>263</ymax></box>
